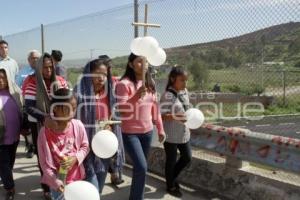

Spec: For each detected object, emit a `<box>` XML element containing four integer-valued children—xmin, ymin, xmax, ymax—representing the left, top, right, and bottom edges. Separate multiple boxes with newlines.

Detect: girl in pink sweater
<box><xmin>115</xmin><ymin>53</ymin><xmax>165</xmax><ymax>200</ymax></box>
<box><xmin>38</xmin><ymin>88</ymin><xmax>89</xmax><ymax>200</ymax></box>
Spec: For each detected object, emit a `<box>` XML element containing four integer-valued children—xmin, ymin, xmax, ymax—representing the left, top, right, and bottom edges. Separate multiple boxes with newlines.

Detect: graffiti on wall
<box><xmin>190</xmin><ymin>123</ymin><xmax>300</xmax><ymax>173</ymax></box>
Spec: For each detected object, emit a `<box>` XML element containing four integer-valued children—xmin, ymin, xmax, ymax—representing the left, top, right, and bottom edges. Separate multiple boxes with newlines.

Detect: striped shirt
<box><xmin>22</xmin><ymin>74</ymin><xmax>67</xmax><ymax>122</ymax></box>
<box><xmin>22</xmin><ymin>75</ymin><xmax>67</xmax><ymax>100</ymax></box>
<box><xmin>160</xmin><ymin>88</ymin><xmax>190</xmax><ymax>144</ymax></box>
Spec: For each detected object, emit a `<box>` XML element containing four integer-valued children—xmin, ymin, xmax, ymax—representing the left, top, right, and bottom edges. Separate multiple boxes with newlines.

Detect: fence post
<box><xmin>261</xmin><ymin>66</ymin><xmax>264</xmax><ymax>88</ymax></box>
<box><xmin>134</xmin><ymin>0</ymin><xmax>139</xmax><ymax>38</ymax></box>
<box><xmin>282</xmin><ymin>70</ymin><xmax>286</xmax><ymax>106</ymax></box>
<box><xmin>41</xmin><ymin>24</ymin><xmax>45</xmax><ymax>54</ymax></box>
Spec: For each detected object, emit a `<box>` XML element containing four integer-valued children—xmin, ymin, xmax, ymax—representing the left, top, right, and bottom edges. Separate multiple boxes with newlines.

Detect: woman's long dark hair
<box><xmin>121</xmin><ymin>53</ymin><xmax>155</xmax><ymax>92</ymax></box>
<box><xmin>90</xmin><ymin>58</ymin><xmax>113</xmax><ymax>110</ymax></box>
<box><xmin>165</xmin><ymin>66</ymin><xmax>187</xmax><ymax>91</ymax></box>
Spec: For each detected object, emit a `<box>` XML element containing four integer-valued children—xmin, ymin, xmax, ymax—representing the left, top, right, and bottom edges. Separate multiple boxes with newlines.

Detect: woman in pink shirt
<box><xmin>115</xmin><ymin>53</ymin><xmax>165</xmax><ymax>200</ymax></box>
<box><xmin>37</xmin><ymin>88</ymin><xmax>89</xmax><ymax>200</ymax></box>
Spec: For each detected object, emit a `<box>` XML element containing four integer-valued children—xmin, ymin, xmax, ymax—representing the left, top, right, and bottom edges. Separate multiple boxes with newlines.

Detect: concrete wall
<box><xmin>146</xmin><ymin>146</ymin><xmax>300</xmax><ymax>200</ymax></box>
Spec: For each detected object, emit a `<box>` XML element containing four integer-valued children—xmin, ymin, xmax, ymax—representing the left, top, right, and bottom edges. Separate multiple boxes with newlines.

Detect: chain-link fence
<box><xmin>2</xmin><ymin>0</ymin><xmax>300</xmax><ymax>135</ymax></box>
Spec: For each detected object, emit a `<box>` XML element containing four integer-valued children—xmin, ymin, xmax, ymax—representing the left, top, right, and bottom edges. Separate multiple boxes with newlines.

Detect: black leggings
<box><xmin>0</xmin><ymin>141</ymin><xmax>19</xmax><ymax>190</ymax></box>
<box><xmin>163</xmin><ymin>141</ymin><xmax>192</xmax><ymax>189</ymax></box>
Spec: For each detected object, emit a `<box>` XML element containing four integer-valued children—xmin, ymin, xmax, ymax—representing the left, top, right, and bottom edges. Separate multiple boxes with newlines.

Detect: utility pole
<box><xmin>260</xmin><ymin>35</ymin><xmax>265</xmax><ymax>88</ymax></box>
<box><xmin>90</xmin><ymin>49</ymin><xmax>95</xmax><ymax>59</ymax></box>
<box><xmin>261</xmin><ymin>46</ymin><xmax>264</xmax><ymax>88</ymax></box>
<box><xmin>134</xmin><ymin>0</ymin><xmax>139</xmax><ymax>38</ymax></box>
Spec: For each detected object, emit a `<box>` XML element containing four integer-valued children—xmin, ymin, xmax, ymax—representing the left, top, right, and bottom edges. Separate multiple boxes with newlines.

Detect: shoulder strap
<box><xmin>167</xmin><ymin>88</ymin><xmax>178</xmax><ymax>98</ymax></box>
<box><xmin>166</xmin><ymin>88</ymin><xmax>188</xmax><ymax>111</ymax></box>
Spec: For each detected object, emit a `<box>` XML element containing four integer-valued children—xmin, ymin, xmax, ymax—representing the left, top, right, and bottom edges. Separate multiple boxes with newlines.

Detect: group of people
<box><xmin>0</xmin><ymin>39</ymin><xmax>193</xmax><ymax>200</ymax></box>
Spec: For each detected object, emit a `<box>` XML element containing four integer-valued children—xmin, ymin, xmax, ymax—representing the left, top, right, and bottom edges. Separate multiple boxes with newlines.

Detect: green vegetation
<box><xmin>67</xmin><ymin>68</ymin><xmax>82</xmax><ymax>87</ymax></box>
<box><xmin>187</xmin><ymin>60</ymin><xmax>209</xmax><ymax>90</ymax></box>
<box><xmin>67</xmin><ymin>67</ymin><xmax>125</xmax><ymax>87</ymax></box>
<box><xmin>167</xmin><ymin>22</ymin><xmax>300</xmax><ymax>70</ymax></box>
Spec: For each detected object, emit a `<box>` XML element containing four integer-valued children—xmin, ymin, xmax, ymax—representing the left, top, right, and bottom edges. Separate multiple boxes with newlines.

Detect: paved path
<box><xmin>0</xmin><ymin>141</ymin><xmax>212</xmax><ymax>200</ymax></box>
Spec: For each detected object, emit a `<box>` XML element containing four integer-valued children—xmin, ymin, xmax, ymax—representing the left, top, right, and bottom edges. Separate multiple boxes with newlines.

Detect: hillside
<box><xmin>65</xmin><ymin>22</ymin><xmax>300</xmax><ymax>70</ymax></box>
<box><xmin>166</xmin><ymin>22</ymin><xmax>300</xmax><ymax>68</ymax></box>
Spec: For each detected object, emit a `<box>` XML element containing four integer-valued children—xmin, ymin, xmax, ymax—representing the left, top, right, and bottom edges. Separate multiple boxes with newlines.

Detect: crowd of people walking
<box><xmin>0</xmin><ymin>39</ymin><xmax>192</xmax><ymax>200</ymax></box>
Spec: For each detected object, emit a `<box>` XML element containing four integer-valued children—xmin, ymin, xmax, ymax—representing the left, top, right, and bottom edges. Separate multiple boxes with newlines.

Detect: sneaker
<box><xmin>167</xmin><ymin>187</ymin><xmax>182</xmax><ymax>198</ymax></box>
<box><xmin>26</xmin><ymin>145</ymin><xmax>34</xmax><ymax>159</ymax></box>
<box><xmin>5</xmin><ymin>189</ymin><xmax>15</xmax><ymax>200</ymax></box>
<box><xmin>111</xmin><ymin>174</ymin><xmax>124</xmax><ymax>186</ymax></box>
<box><xmin>111</xmin><ymin>178</ymin><xmax>124</xmax><ymax>186</ymax></box>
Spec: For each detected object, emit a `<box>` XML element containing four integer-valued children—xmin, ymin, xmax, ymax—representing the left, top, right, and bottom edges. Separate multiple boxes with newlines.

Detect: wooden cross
<box><xmin>132</xmin><ymin>4</ymin><xmax>161</xmax><ymax>37</ymax></box>
<box><xmin>131</xmin><ymin>4</ymin><xmax>161</xmax><ymax>87</ymax></box>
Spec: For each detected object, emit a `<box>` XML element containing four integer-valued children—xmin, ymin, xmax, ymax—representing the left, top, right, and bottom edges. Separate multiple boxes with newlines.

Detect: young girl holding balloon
<box><xmin>115</xmin><ymin>53</ymin><xmax>166</xmax><ymax>200</ymax></box>
<box><xmin>160</xmin><ymin>66</ymin><xmax>192</xmax><ymax>198</ymax></box>
<box><xmin>37</xmin><ymin>88</ymin><xmax>89</xmax><ymax>200</ymax></box>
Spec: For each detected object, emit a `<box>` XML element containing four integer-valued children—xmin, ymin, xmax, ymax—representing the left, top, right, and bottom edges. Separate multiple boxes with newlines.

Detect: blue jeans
<box><xmin>122</xmin><ymin>131</ymin><xmax>153</xmax><ymax>200</ymax></box>
<box><xmin>0</xmin><ymin>141</ymin><xmax>19</xmax><ymax>190</ymax></box>
<box><xmin>85</xmin><ymin>170</ymin><xmax>108</xmax><ymax>194</ymax></box>
<box><xmin>50</xmin><ymin>189</ymin><xmax>64</xmax><ymax>200</ymax></box>
<box><xmin>96</xmin><ymin>171</ymin><xmax>108</xmax><ymax>194</ymax></box>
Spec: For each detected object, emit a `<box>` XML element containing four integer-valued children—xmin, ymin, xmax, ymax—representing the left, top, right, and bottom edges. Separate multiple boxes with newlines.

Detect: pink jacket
<box><xmin>115</xmin><ymin>78</ymin><xmax>164</xmax><ymax>135</ymax></box>
<box><xmin>37</xmin><ymin>119</ymin><xmax>89</xmax><ymax>189</ymax></box>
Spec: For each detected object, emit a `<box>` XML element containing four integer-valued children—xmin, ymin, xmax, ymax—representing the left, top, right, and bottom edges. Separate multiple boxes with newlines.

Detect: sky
<box><xmin>1</xmin><ymin>0</ymin><xmax>299</xmax><ymax>63</ymax></box>
<box><xmin>0</xmin><ymin>0</ymin><xmax>133</xmax><ymax>36</ymax></box>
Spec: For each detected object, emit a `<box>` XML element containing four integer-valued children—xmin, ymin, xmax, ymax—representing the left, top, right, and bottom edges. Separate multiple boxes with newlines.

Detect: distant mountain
<box><xmin>169</xmin><ymin>22</ymin><xmax>300</xmax><ymax>51</ymax></box>
<box><xmin>165</xmin><ymin>22</ymin><xmax>300</xmax><ymax>68</ymax></box>
<box><xmin>66</xmin><ymin>22</ymin><xmax>300</xmax><ymax>69</ymax></box>
<box><xmin>64</xmin><ymin>56</ymin><xmax>130</xmax><ymax>69</ymax></box>
<box><xmin>63</xmin><ymin>58</ymin><xmax>90</xmax><ymax>68</ymax></box>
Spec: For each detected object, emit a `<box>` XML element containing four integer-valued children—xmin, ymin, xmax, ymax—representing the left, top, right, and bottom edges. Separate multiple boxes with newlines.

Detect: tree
<box><xmin>207</xmin><ymin>48</ymin><xmax>226</xmax><ymax>63</ymax></box>
<box><xmin>188</xmin><ymin>60</ymin><xmax>209</xmax><ymax>90</ymax></box>
<box><xmin>272</xmin><ymin>45</ymin><xmax>284</xmax><ymax>56</ymax></box>
<box><xmin>288</xmin><ymin>37</ymin><xmax>300</xmax><ymax>54</ymax></box>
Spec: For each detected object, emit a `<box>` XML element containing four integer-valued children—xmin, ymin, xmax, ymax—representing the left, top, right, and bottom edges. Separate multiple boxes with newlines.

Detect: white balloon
<box><xmin>147</xmin><ymin>47</ymin><xmax>167</xmax><ymax>66</ymax></box>
<box><xmin>185</xmin><ymin>108</ymin><xmax>205</xmax><ymax>129</ymax></box>
<box><xmin>130</xmin><ymin>36</ymin><xmax>159</xmax><ymax>57</ymax></box>
<box><xmin>143</xmin><ymin>36</ymin><xmax>159</xmax><ymax>57</ymax></box>
<box><xmin>143</xmin><ymin>36</ymin><xmax>159</xmax><ymax>48</ymax></box>
<box><xmin>92</xmin><ymin>130</ymin><xmax>118</xmax><ymax>159</ymax></box>
<box><xmin>130</xmin><ymin>37</ymin><xmax>143</xmax><ymax>56</ymax></box>
<box><xmin>64</xmin><ymin>181</ymin><xmax>100</xmax><ymax>200</ymax></box>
